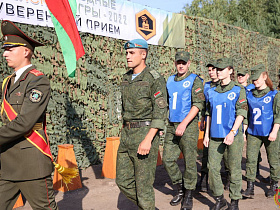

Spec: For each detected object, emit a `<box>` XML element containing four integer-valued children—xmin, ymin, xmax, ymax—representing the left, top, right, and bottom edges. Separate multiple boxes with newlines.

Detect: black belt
<box><xmin>124</xmin><ymin>121</ymin><xmax>151</xmax><ymax>129</ymax></box>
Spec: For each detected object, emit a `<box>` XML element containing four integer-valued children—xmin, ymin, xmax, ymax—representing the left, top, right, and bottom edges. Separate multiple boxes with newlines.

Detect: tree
<box><xmin>182</xmin><ymin>0</ymin><xmax>279</xmax><ymax>39</ymax></box>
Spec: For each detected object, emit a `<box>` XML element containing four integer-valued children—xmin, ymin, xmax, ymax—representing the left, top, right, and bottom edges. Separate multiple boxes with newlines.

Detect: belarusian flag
<box><xmin>46</xmin><ymin>0</ymin><xmax>85</xmax><ymax>77</ymax></box>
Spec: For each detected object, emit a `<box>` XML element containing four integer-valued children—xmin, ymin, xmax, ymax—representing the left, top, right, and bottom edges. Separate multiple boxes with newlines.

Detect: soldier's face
<box><xmin>3</xmin><ymin>46</ymin><xmax>27</xmax><ymax>71</ymax></box>
<box><xmin>253</xmin><ymin>73</ymin><xmax>267</xmax><ymax>89</ymax></box>
<box><xmin>126</xmin><ymin>48</ymin><xmax>146</xmax><ymax>69</ymax></box>
<box><xmin>237</xmin><ymin>73</ymin><xmax>249</xmax><ymax>84</ymax></box>
<box><xmin>175</xmin><ymin>60</ymin><xmax>190</xmax><ymax>77</ymax></box>
<box><xmin>217</xmin><ymin>67</ymin><xmax>232</xmax><ymax>80</ymax></box>
<box><xmin>208</xmin><ymin>67</ymin><xmax>218</xmax><ymax>80</ymax></box>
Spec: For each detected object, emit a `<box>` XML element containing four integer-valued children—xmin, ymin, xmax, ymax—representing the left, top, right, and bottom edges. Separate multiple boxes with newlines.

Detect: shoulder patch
<box><xmin>155</xmin><ymin>97</ymin><xmax>167</xmax><ymax>109</ymax></box>
<box><xmin>29</xmin><ymin>89</ymin><xmax>43</xmax><ymax>103</ymax></box>
<box><xmin>239</xmin><ymin>99</ymin><xmax>246</xmax><ymax>104</ymax></box>
<box><xmin>149</xmin><ymin>70</ymin><xmax>160</xmax><ymax>79</ymax></box>
<box><xmin>154</xmin><ymin>91</ymin><xmax>162</xmax><ymax>98</ymax></box>
<box><xmin>195</xmin><ymin>88</ymin><xmax>202</xmax><ymax>93</ymax></box>
<box><xmin>29</xmin><ymin>69</ymin><xmax>44</xmax><ymax>76</ymax></box>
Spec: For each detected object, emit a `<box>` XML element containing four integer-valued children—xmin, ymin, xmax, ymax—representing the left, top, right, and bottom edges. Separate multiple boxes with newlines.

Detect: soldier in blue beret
<box><xmin>116</xmin><ymin>39</ymin><xmax>168</xmax><ymax>210</ymax></box>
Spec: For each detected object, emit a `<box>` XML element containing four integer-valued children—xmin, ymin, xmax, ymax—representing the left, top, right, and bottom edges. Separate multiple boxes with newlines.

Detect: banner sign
<box><xmin>0</xmin><ymin>0</ymin><xmax>185</xmax><ymax>48</ymax></box>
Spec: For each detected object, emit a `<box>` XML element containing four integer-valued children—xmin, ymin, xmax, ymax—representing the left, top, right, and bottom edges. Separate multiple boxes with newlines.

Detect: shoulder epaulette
<box><xmin>149</xmin><ymin>70</ymin><xmax>160</xmax><ymax>79</ymax></box>
<box><xmin>29</xmin><ymin>69</ymin><xmax>44</xmax><ymax>76</ymax></box>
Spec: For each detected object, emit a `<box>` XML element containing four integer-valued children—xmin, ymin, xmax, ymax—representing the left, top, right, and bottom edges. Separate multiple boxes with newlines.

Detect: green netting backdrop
<box><xmin>0</xmin><ymin>16</ymin><xmax>279</xmax><ymax>168</ymax></box>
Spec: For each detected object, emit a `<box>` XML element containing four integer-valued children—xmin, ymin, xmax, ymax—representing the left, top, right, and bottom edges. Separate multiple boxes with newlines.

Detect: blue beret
<box><xmin>124</xmin><ymin>39</ymin><xmax>148</xmax><ymax>50</ymax></box>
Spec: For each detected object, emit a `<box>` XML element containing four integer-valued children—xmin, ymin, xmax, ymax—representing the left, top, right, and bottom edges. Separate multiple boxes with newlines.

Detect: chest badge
<box><xmin>183</xmin><ymin>81</ymin><xmax>191</xmax><ymax>88</ymax></box>
<box><xmin>227</xmin><ymin>92</ymin><xmax>236</xmax><ymax>101</ymax></box>
<box><xmin>263</xmin><ymin>96</ymin><xmax>271</xmax><ymax>104</ymax></box>
<box><xmin>15</xmin><ymin>92</ymin><xmax>22</xmax><ymax>96</ymax></box>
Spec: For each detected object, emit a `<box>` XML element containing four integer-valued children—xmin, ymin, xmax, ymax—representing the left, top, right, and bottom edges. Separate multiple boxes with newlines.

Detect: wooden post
<box><xmin>53</xmin><ymin>144</ymin><xmax>82</xmax><ymax>192</ymax></box>
<box><xmin>101</xmin><ymin>137</ymin><xmax>120</xmax><ymax>179</ymax></box>
<box><xmin>157</xmin><ymin>150</ymin><xmax>162</xmax><ymax>166</ymax></box>
<box><xmin>197</xmin><ymin>122</ymin><xmax>204</xmax><ymax>150</ymax></box>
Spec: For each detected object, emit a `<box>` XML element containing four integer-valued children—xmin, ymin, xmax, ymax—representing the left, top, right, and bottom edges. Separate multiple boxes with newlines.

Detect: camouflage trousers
<box><xmin>208</xmin><ymin>132</ymin><xmax>244</xmax><ymax>200</ymax></box>
<box><xmin>201</xmin><ymin>143</ymin><xmax>229</xmax><ymax>174</ymax></box>
<box><xmin>116</xmin><ymin>126</ymin><xmax>159</xmax><ymax>210</ymax></box>
<box><xmin>245</xmin><ymin>133</ymin><xmax>280</xmax><ymax>182</ymax></box>
<box><xmin>162</xmin><ymin>119</ymin><xmax>198</xmax><ymax>190</ymax></box>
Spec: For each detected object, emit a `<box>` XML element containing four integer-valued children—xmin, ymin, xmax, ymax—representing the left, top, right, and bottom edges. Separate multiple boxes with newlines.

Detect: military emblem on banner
<box><xmin>274</xmin><ymin>187</ymin><xmax>280</xmax><ymax>207</ymax></box>
<box><xmin>135</xmin><ymin>9</ymin><xmax>156</xmax><ymax>40</ymax></box>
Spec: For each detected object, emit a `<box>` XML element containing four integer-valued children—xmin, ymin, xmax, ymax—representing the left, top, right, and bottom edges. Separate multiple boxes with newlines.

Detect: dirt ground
<box><xmin>18</xmin><ymin>145</ymin><xmax>279</xmax><ymax>210</ymax></box>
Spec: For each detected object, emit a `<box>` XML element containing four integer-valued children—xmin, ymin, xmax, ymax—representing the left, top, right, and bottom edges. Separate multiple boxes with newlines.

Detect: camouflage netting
<box><xmin>0</xmin><ymin>15</ymin><xmax>279</xmax><ymax>168</ymax></box>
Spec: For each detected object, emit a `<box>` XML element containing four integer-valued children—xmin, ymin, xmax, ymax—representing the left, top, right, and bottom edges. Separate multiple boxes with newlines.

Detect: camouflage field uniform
<box><xmin>245</xmin><ymin>87</ymin><xmax>280</xmax><ymax>182</ymax></box>
<box><xmin>116</xmin><ymin>66</ymin><xmax>167</xmax><ymax>210</ymax></box>
<box><xmin>201</xmin><ymin>81</ymin><xmax>218</xmax><ymax>174</ymax></box>
<box><xmin>207</xmin><ymin>81</ymin><xmax>247</xmax><ymax>200</ymax></box>
<box><xmin>162</xmin><ymin>71</ymin><xmax>204</xmax><ymax>190</ymax></box>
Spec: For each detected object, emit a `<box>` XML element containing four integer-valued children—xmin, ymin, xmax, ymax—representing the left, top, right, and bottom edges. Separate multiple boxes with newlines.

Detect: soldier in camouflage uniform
<box><xmin>162</xmin><ymin>51</ymin><xmax>205</xmax><ymax>210</ymax></box>
<box><xmin>116</xmin><ymin>39</ymin><xmax>168</xmax><ymax>210</ymax></box>
<box><xmin>197</xmin><ymin>60</ymin><xmax>219</xmax><ymax>192</ymax></box>
<box><xmin>242</xmin><ymin>64</ymin><xmax>280</xmax><ymax>199</ymax></box>
<box><xmin>204</xmin><ymin>58</ymin><xmax>247</xmax><ymax>210</ymax></box>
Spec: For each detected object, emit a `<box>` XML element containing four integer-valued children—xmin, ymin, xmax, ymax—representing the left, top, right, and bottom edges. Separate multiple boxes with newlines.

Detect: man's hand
<box><xmin>268</xmin><ymin>130</ymin><xmax>277</xmax><ymax>141</ymax></box>
<box><xmin>203</xmin><ymin>135</ymin><xmax>209</xmax><ymax>147</ymax></box>
<box><xmin>224</xmin><ymin>131</ymin><xmax>234</xmax><ymax>145</ymax></box>
<box><xmin>175</xmin><ymin>123</ymin><xmax>187</xmax><ymax>136</ymax></box>
<box><xmin>243</xmin><ymin>133</ymin><xmax>247</xmax><ymax>142</ymax></box>
<box><xmin>137</xmin><ymin>138</ymin><xmax>152</xmax><ymax>155</ymax></box>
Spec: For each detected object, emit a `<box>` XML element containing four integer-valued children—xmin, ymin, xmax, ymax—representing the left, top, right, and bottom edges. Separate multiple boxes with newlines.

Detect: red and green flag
<box><xmin>45</xmin><ymin>0</ymin><xmax>85</xmax><ymax>77</ymax></box>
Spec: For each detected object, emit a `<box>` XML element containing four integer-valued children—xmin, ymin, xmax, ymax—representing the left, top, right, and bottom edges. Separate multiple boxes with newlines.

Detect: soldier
<box><xmin>242</xmin><ymin>64</ymin><xmax>280</xmax><ymax>198</ymax></box>
<box><xmin>163</xmin><ymin>51</ymin><xmax>204</xmax><ymax>210</ymax></box>
<box><xmin>0</xmin><ymin>20</ymin><xmax>58</xmax><ymax>209</ymax></box>
<box><xmin>198</xmin><ymin>60</ymin><xmax>219</xmax><ymax>192</ymax></box>
<box><xmin>237</xmin><ymin>67</ymin><xmax>262</xmax><ymax>176</ymax></box>
<box><xmin>116</xmin><ymin>39</ymin><xmax>168</xmax><ymax>210</ymax></box>
<box><xmin>236</xmin><ymin>68</ymin><xmax>255</xmax><ymax>92</ymax></box>
<box><xmin>204</xmin><ymin>58</ymin><xmax>247</xmax><ymax>210</ymax></box>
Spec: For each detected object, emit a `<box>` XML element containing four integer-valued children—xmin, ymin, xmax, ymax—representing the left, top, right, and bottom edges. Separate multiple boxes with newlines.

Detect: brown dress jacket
<box><xmin>0</xmin><ymin>65</ymin><xmax>53</xmax><ymax>181</ymax></box>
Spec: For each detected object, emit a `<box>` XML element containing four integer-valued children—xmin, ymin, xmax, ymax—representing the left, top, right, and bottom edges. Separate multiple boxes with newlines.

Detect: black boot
<box><xmin>201</xmin><ymin>172</ymin><xmax>209</xmax><ymax>192</ymax></box>
<box><xmin>170</xmin><ymin>183</ymin><xmax>184</xmax><ymax>206</ymax></box>
<box><xmin>226</xmin><ymin>199</ymin><xmax>239</xmax><ymax>210</ymax></box>
<box><xmin>256</xmin><ymin>162</ymin><xmax>260</xmax><ymax>177</ymax></box>
<box><xmin>180</xmin><ymin>189</ymin><xmax>193</xmax><ymax>210</ymax></box>
<box><xmin>224</xmin><ymin>172</ymin><xmax>230</xmax><ymax>191</ymax></box>
<box><xmin>266</xmin><ymin>180</ymin><xmax>278</xmax><ymax>198</ymax></box>
<box><xmin>197</xmin><ymin>172</ymin><xmax>208</xmax><ymax>192</ymax></box>
<box><xmin>242</xmin><ymin>181</ymin><xmax>254</xmax><ymax>198</ymax></box>
<box><xmin>261</xmin><ymin>176</ymin><xmax>270</xmax><ymax>183</ymax></box>
<box><xmin>211</xmin><ymin>195</ymin><xmax>227</xmax><ymax>210</ymax></box>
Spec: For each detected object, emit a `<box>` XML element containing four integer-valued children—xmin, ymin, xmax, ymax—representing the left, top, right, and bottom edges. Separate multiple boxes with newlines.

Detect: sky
<box><xmin>128</xmin><ymin>0</ymin><xmax>193</xmax><ymax>13</ymax></box>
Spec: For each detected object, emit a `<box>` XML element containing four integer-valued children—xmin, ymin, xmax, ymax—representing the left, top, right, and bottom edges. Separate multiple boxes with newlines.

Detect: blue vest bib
<box><xmin>204</xmin><ymin>81</ymin><xmax>211</xmax><ymax>103</ymax></box>
<box><xmin>245</xmin><ymin>84</ymin><xmax>255</xmax><ymax>93</ymax></box>
<box><xmin>247</xmin><ymin>90</ymin><xmax>277</xmax><ymax>136</ymax></box>
<box><xmin>208</xmin><ymin>86</ymin><xmax>241</xmax><ymax>138</ymax></box>
<box><xmin>167</xmin><ymin>73</ymin><xmax>197</xmax><ymax>122</ymax></box>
